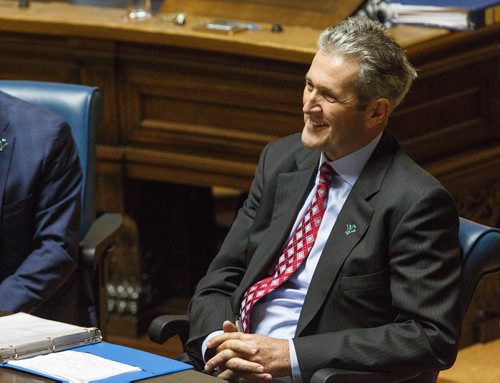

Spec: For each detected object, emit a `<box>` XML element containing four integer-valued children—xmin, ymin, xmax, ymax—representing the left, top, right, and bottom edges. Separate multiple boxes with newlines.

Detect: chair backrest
<box><xmin>0</xmin><ymin>80</ymin><xmax>102</xmax><ymax>238</ymax></box>
<box><xmin>458</xmin><ymin>217</ymin><xmax>500</xmax><ymax>318</ymax></box>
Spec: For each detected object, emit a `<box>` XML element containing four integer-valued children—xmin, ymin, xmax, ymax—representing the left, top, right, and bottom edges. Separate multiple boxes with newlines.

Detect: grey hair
<box><xmin>318</xmin><ymin>17</ymin><xmax>417</xmax><ymax>110</ymax></box>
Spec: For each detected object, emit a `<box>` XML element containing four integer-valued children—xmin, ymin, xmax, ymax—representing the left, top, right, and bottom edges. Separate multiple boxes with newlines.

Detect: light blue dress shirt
<box><xmin>203</xmin><ymin>133</ymin><xmax>382</xmax><ymax>382</ymax></box>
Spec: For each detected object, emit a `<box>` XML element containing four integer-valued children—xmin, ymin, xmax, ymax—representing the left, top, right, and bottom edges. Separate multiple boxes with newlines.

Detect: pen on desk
<box><xmin>235</xmin><ymin>316</ymin><xmax>243</xmax><ymax>332</ymax></box>
<box><xmin>244</xmin><ymin>23</ymin><xmax>262</xmax><ymax>30</ymax></box>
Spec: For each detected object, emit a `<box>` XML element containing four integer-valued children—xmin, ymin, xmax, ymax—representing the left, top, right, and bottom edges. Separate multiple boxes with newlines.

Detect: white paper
<box><xmin>8</xmin><ymin>350</ymin><xmax>141</xmax><ymax>383</ymax></box>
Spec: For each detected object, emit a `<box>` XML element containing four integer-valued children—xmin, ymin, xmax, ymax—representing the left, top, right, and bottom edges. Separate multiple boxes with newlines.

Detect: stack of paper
<box><xmin>384</xmin><ymin>0</ymin><xmax>500</xmax><ymax>30</ymax></box>
<box><xmin>0</xmin><ymin>312</ymin><xmax>101</xmax><ymax>362</ymax></box>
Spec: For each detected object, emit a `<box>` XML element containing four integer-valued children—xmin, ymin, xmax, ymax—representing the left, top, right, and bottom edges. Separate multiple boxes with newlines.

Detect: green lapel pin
<box><xmin>0</xmin><ymin>138</ymin><xmax>8</xmax><ymax>152</ymax></box>
<box><xmin>345</xmin><ymin>223</ymin><xmax>357</xmax><ymax>235</ymax></box>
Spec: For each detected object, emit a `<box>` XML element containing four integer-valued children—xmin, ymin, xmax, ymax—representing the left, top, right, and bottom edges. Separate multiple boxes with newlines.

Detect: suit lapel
<box><xmin>296</xmin><ymin>188</ymin><xmax>374</xmax><ymax>335</ymax></box>
<box><xmin>236</xmin><ymin>150</ymin><xmax>321</xmax><ymax>301</ymax></box>
<box><xmin>296</xmin><ymin>132</ymin><xmax>397</xmax><ymax>335</ymax></box>
<box><xmin>270</xmin><ymin>150</ymin><xmax>321</xmax><ymax>245</ymax></box>
<box><xmin>0</xmin><ymin>118</ymin><xmax>15</xmax><ymax>236</ymax></box>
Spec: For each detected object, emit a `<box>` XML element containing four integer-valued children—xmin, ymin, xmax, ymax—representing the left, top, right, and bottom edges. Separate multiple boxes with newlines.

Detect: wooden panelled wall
<box><xmin>0</xmin><ymin>2</ymin><xmax>498</xmax><ymax>338</ymax></box>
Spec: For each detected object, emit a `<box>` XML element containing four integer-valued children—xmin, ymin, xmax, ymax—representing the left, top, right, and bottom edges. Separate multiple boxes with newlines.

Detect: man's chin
<box><xmin>301</xmin><ymin>130</ymin><xmax>322</xmax><ymax>150</ymax></box>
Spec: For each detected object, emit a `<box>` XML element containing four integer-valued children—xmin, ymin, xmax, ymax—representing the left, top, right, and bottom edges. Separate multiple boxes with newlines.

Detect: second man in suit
<box><xmin>0</xmin><ymin>89</ymin><xmax>93</xmax><ymax>326</ymax></box>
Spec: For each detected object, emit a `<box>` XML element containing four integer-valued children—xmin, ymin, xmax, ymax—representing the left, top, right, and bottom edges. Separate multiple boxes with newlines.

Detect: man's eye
<box><xmin>323</xmin><ymin>93</ymin><xmax>337</xmax><ymax>103</ymax></box>
<box><xmin>305</xmin><ymin>81</ymin><xmax>313</xmax><ymax>91</ymax></box>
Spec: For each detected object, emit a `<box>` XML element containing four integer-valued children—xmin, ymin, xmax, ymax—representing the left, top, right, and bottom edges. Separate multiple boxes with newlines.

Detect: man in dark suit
<box><xmin>188</xmin><ymin>17</ymin><xmax>462</xmax><ymax>382</ymax></box>
<box><xmin>0</xmin><ymin>89</ymin><xmax>92</xmax><ymax>326</ymax></box>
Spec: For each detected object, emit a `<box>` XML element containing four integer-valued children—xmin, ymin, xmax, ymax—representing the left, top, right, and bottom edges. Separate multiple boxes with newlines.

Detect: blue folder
<box><xmin>4</xmin><ymin>342</ymin><xmax>192</xmax><ymax>382</ymax></box>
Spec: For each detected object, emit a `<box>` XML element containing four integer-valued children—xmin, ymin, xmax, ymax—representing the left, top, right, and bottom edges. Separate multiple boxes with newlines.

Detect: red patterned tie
<box><xmin>239</xmin><ymin>163</ymin><xmax>333</xmax><ymax>333</ymax></box>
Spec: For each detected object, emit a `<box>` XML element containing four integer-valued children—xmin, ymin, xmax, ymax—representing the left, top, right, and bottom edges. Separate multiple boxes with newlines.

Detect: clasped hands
<box><xmin>204</xmin><ymin>320</ymin><xmax>291</xmax><ymax>382</ymax></box>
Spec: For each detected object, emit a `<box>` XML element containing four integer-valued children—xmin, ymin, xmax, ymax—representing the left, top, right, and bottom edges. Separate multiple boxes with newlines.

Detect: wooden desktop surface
<box><xmin>0</xmin><ymin>1</ymin><xmax>448</xmax><ymax>63</ymax></box>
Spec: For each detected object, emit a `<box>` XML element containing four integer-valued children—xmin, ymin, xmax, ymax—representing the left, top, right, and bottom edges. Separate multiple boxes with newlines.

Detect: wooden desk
<box><xmin>1</xmin><ymin>1</ymin><xmax>481</xmax><ymax>200</ymax></box>
<box><xmin>0</xmin><ymin>1</ymin><xmax>496</xmax><ymax>209</ymax></box>
<box><xmin>0</xmin><ymin>367</ymin><xmax>224</xmax><ymax>382</ymax></box>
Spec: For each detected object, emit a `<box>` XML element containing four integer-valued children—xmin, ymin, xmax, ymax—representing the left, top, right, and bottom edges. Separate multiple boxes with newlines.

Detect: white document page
<box><xmin>8</xmin><ymin>350</ymin><xmax>141</xmax><ymax>383</ymax></box>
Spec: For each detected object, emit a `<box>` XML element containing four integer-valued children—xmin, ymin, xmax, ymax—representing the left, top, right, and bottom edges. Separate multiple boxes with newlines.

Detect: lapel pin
<box><xmin>0</xmin><ymin>138</ymin><xmax>8</xmax><ymax>152</ymax></box>
<box><xmin>345</xmin><ymin>223</ymin><xmax>357</xmax><ymax>235</ymax></box>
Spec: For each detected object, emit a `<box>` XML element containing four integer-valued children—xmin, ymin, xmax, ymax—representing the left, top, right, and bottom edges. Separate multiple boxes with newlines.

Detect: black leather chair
<box><xmin>148</xmin><ymin>217</ymin><xmax>500</xmax><ymax>382</ymax></box>
<box><xmin>0</xmin><ymin>80</ymin><xmax>123</xmax><ymax>339</ymax></box>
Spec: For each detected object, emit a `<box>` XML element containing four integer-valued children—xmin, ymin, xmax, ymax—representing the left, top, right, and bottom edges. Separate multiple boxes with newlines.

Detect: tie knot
<box><xmin>319</xmin><ymin>163</ymin><xmax>334</xmax><ymax>184</ymax></box>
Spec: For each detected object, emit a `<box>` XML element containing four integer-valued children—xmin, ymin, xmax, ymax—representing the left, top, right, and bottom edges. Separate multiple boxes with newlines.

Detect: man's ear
<box><xmin>367</xmin><ymin>98</ymin><xmax>391</xmax><ymax>128</ymax></box>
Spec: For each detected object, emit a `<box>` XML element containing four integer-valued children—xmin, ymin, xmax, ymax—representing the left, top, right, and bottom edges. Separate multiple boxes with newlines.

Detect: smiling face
<box><xmin>302</xmin><ymin>50</ymin><xmax>386</xmax><ymax>161</ymax></box>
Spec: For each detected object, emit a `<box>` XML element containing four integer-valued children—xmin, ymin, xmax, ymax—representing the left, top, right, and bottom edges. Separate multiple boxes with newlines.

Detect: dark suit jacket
<box><xmin>0</xmin><ymin>90</ymin><xmax>92</xmax><ymax>326</ymax></box>
<box><xmin>187</xmin><ymin>131</ymin><xmax>462</xmax><ymax>382</ymax></box>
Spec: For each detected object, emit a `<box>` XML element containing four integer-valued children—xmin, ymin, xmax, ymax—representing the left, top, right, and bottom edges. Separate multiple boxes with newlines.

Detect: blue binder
<box><xmin>387</xmin><ymin>0</ymin><xmax>500</xmax><ymax>30</ymax></box>
<box><xmin>396</xmin><ymin>0</ymin><xmax>497</xmax><ymax>7</ymax></box>
<box><xmin>4</xmin><ymin>342</ymin><xmax>192</xmax><ymax>382</ymax></box>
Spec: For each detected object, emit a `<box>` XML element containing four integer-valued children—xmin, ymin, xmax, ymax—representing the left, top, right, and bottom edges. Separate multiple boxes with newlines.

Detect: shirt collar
<box><xmin>320</xmin><ymin>132</ymin><xmax>383</xmax><ymax>187</ymax></box>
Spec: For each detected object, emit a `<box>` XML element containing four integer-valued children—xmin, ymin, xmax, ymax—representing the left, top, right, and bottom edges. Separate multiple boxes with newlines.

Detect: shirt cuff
<box><xmin>201</xmin><ymin>330</ymin><xmax>223</xmax><ymax>362</ymax></box>
<box><xmin>289</xmin><ymin>339</ymin><xmax>303</xmax><ymax>383</ymax></box>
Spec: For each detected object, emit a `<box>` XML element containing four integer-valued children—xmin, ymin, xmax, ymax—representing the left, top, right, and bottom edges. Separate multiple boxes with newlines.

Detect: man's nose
<box><xmin>303</xmin><ymin>92</ymin><xmax>321</xmax><ymax>113</ymax></box>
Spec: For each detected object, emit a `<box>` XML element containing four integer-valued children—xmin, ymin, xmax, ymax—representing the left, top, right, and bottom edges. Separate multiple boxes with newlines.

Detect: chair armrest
<box><xmin>79</xmin><ymin>213</ymin><xmax>123</xmax><ymax>338</ymax></box>
<box><xmin>79</xmin><ymin>213</ymin><xmax>123</xmax><ymax>267</ymax></box>
<box><xmin>311</xmin><ymin>368</ymin><xmax>420</xmax><ymax>383</ymax></box>
<box><xmin>149</xmin><ymin>314</ymin><xmax>190</xmax><ymax>347</ymax></box>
